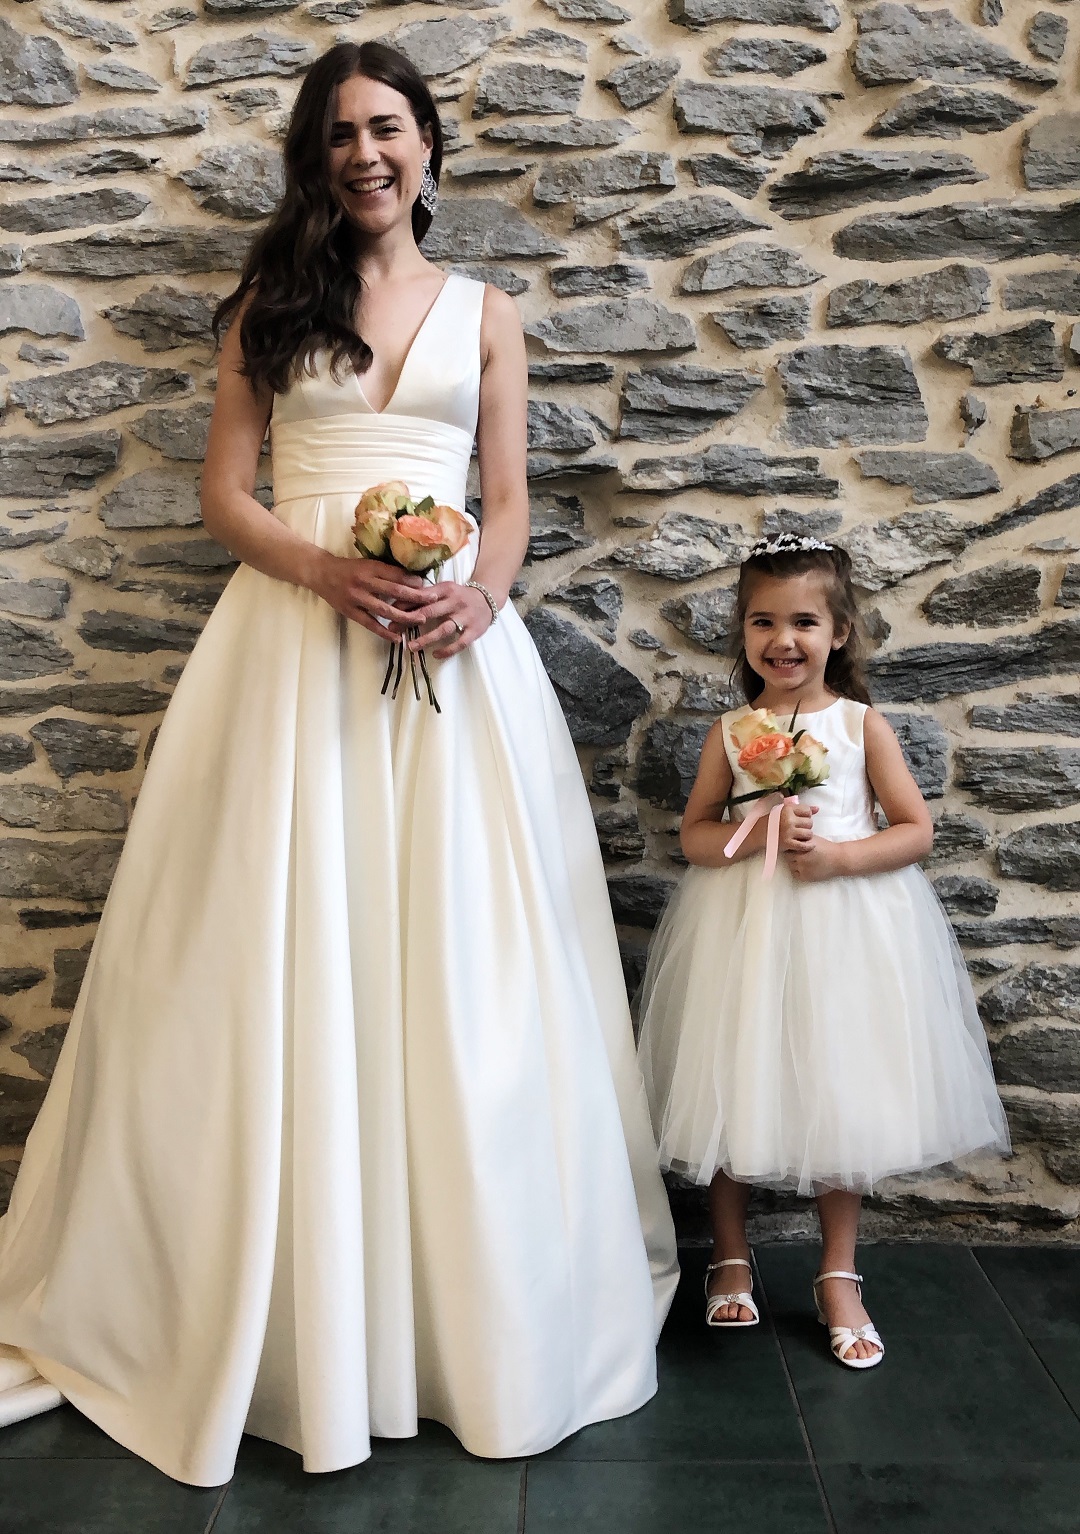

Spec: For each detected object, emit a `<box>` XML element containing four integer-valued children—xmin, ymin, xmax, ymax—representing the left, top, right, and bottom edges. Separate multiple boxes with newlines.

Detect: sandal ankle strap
<box><xmin>814</xmin><ymin>1269</ymin><xmax>863</xmax><ymax>1286</ymax></box>
<box><xmin>705</xmin><ymin>1257</ymin><xmax>753</xmax><ymax>1274</ymax></box>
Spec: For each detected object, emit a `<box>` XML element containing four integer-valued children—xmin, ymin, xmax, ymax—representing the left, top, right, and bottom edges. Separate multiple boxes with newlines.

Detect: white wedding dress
<box><xmin>0</xmin><ymin>273</ymin><xmax>678</xmax><ymax>1486</ymax></box>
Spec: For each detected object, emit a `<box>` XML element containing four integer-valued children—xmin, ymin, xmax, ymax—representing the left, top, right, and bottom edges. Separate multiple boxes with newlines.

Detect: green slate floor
<box><xmin>3</xmin><ymin>1244</ymin><xmax>1080</xmax><ymax>1534</ymax></box>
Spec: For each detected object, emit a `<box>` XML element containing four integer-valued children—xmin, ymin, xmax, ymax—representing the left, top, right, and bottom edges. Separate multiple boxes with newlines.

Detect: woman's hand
<box><xmin>777</xmin><ymin>801</ymin><xmax>817</xmax><ymax>854</ymax></box>
<box><xmin>408</xmin><ymin>581</ymin><xmax>495</xmax><ymax>658</ymax></box>
<box><xmin>309</xmin><ymin>552</ymin><xmax>433</xmax><ymax>639</ymax></box>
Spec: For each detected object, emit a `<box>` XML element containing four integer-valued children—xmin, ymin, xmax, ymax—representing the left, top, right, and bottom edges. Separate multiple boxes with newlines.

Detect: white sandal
<box><xmin>704</xmin><ymin>1257</ymin><xmax>760</xmax><ymax>1328</ymax></box>
<box><xmin>813</xmin><ymin>1270</ymin><xmax>884</xmax><ymax>1370</ymax></box>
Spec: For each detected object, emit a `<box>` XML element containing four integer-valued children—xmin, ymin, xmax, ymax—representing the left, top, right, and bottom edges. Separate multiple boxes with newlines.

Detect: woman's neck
<box><xmin>354</xmin><ymin>224</ymin><xmax>430</xmax><ymax>286</ymax></box>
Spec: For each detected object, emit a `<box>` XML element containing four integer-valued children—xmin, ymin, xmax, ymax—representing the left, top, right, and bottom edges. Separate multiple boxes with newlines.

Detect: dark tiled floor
<box><xmin>3</xmin><ymin>1244</ymin><xmax>1080</xmax><ymax>1533</ymax></box>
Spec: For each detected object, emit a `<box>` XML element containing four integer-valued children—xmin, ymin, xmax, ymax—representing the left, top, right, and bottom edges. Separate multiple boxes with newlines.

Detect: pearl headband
<box><xmin>745</xmin><ymin>532</ymin><xmax>835</xmax><ymax>558</ymax></box>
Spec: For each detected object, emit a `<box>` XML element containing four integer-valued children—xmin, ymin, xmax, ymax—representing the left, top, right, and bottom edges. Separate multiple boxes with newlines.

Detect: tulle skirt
<box><xmin>637</xmin><ymin>857</ymin><xmax>1010</xmax><ymax>1195</ymax></box>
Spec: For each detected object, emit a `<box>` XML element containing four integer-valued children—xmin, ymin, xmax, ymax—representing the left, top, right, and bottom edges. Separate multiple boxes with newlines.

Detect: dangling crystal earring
<box><xmin>419</xmin><ymin>159</ymin><xmax>438</xmax><ymax>216</ymax></box>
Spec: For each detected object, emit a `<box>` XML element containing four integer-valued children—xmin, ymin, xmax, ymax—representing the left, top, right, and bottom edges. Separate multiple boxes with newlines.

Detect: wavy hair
<box><xmin>730</xmin><ymin>543</ymin><xmax>872</xmax><ymax>706</ymax></box>
<box><xmin>213</xmin><ymin>41</ymin><xmax>443</xmax><ymax>396</ymax></box>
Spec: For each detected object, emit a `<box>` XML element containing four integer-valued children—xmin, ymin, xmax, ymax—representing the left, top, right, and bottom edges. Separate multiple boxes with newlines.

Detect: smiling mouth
<box><xmin>764</xmin><ymin>657</ymin><xmax>805</xmax><ymax>672</ymax></box>
<box><xmin>347</xmin><ymin>175</ymin><xmax>395</xmax><ymax>195</ymax></box>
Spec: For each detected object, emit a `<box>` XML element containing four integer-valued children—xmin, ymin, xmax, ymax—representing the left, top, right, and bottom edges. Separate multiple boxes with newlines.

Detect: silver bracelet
<box><xmin>465</xmin><ymin>579</ymin><xmax>499</xmax><ymax>625</ymax></box>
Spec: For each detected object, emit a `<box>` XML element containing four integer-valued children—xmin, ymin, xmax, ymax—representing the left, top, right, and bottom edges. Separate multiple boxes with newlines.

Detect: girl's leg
<box><xmin>707</xmin><ymin>1171</ymin><xmax>754</xmax><ymax>1323</ymax></box>
<box><xmin>815</xmin><ymin>1189</ymin><xmax>881</xmax><ymax>1362</ymax></box>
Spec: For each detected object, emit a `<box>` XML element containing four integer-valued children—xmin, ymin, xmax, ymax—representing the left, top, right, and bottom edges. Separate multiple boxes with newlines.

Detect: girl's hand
<box><xmin>778</xmin><ymin>802</ymin><xmax>817</xmax><ymax>853</ymax></box>
<box><xmin>310</xmin><ymin>553</ymin><xmax>433</xmax><ymax>639</ymax></box>
<box><xmin>787</xmin><ymin>836</ymin><xmax>846</xmax><ymax>883</ymax></box>
<box><xmin>408</xmin><ymin>581</ymin><xmax>495</xmax><ymax>658</ymax></box>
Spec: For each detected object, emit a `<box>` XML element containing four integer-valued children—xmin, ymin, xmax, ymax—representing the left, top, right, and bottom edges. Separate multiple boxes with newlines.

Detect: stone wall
<box><xmin>1</xmin><ymin>0</ymin><xmax>1078</xmax><ymax>1239</ymax></box>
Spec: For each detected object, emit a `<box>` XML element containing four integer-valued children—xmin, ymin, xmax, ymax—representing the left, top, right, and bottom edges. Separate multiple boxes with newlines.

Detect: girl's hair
<box><xmin>730</xmin><ymin>543</ymin><xmax>873</xmax><ymax>706</ymax></box>
<box><xmin>212</xmin><ymin>41</ymin><xmax>443</xmax><ymax>396</ymax></box>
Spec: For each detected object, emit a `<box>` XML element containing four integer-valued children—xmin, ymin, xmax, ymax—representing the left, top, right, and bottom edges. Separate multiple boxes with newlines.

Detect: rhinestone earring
<box><xmin>419</xmin><ymin>159</ymin><xmax>438</xmax><ymax>216</ymax></box>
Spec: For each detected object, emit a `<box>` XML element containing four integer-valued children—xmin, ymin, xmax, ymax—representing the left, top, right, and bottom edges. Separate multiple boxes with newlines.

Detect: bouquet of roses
<box><xmin>353</xmin><ymin>480</ymin><xmax>472</xmax><ymax>712</ymax></box>
<box><xmin>723</xmin><ymin>703</ymin><xmax>830</xmax><ymax>878</ymax></box>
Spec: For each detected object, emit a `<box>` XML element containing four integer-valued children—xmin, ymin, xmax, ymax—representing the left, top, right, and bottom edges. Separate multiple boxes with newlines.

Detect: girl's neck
<box><xmin>753</xmin><ymin>686</ymin><xmax>838</xmax><ymax>717</ymax></box>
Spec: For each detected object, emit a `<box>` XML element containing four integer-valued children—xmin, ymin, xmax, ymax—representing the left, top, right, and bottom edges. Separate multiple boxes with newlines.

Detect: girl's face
<box><xmin>742</xmin><ymin>571</ymin><xmax>850</xmax><ymax>702</ymax></box>
<box><xmin>327</xmin><ymin>74</ymin><xmax>432</xmax><ymax>237</ymax></box>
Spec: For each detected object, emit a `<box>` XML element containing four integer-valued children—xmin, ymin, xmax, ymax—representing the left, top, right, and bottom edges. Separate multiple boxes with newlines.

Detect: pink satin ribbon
<box><xmin>723</xmin><ymin>793</ymin><xmax>798</xmax><ymax>880</ymax></box>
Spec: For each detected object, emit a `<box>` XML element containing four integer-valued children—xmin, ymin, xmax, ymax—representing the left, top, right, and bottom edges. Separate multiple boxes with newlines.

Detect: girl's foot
<box><xmin>814</xmin><ymin>1272</ymin><xmax>882</xmax><ymax>1362</ymax></box>
<box><xmin>706</xmin><ymin>1253</ymin><xmax>757</xmax><ymax>1324</ymax></box>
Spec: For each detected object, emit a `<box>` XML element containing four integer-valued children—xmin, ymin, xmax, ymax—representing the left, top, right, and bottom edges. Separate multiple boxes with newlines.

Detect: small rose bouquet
<box><xmin>353</xmin><ymin>480</ymin><xmax>472</xmax><ymax>712</ymax></box>
<box><xmin>728</xmin><ymin>705</ymin><xmax>830</xmax><ymax>802</ymax></box>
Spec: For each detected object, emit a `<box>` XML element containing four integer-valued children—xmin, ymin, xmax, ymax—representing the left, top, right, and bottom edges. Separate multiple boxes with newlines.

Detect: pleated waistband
<box><xmin>270</xmin><ymin>414</ymin><xmax>473</xmax><ymax>509</ymax></box>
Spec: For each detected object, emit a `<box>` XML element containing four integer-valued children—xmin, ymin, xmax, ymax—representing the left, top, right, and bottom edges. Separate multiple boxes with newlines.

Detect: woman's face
<box><xmin>327</xmin><ymin>73</ymin><xmax>432</xmax><ymax>236</ymax></box>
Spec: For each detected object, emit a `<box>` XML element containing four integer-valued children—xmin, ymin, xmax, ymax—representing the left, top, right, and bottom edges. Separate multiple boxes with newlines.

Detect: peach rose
<box><xmin>792</xmin><ymin>732</ymin><xmax>829</xmax><ymax>785</ymax></box>
<box><xmin>354</xmin><ymin>480</ymin><xmax>409</xmax><ymax>558</ymax></box>
<box><xmin>430</xmin><ymin>502</ymin><xmax>473</xmax><ymax>559</ymax></box>
<box><xmin>738</xmin><ymin>732</ymin><xmax>797</xmax><ymax>789</ymax></box>
<box><xmin>389</xmin><ymin>514</ymin><xmax>452</xmax><ymax>572</ymax></box>
<box><xmin>728</xmin><ymin>707</ymin><xmax>780</xmax><ymax>751</ymax></box>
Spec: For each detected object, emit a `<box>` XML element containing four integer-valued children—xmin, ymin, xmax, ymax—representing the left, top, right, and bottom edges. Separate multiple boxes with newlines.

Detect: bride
<box><xmin>0</xmin><ymin>40</ymin><xmax>678</xmax><ymax>1486</ymax></box>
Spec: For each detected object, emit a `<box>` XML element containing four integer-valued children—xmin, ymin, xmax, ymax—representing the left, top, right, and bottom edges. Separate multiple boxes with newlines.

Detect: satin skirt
<box><xmin>0</xmin><ymin>492</ymin><xmax>678</xmax><ymax>1486</ymax></box>
<box><xmin>638</xmin><ymin>856</ymin><xmax>1010</xmax><ymax>1195</ymax></box>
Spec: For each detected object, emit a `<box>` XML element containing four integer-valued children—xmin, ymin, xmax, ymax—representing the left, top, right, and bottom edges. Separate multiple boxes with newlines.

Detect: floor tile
<box><xmin>216</xmin><ymin>1437</ymin><xmax>522</xmax><ymax>1534</ymax></box>
<box><xmin>1028</xmin><ymin>1337</ymin><xmax>1080</xmax><ymax>1418</ymax></box>
<box><xmin>821</xmin><ymin>1461</ymin><xmax>1080</xmax><ymax>1534</ymax></box>
<box><xmin>974</xmin><ymin>1247</ymin><xmax>1080</xmax><ymax>1342</ymax></box>
<box><xmin>0</xmin><ymin>1404</ymin><xmax>134</xmax><ymax>1461</ymax></box>
<box><xmin>0</xmin><ymin>1459</ymin><xmax>219</xmax><ymax>1534</ymax></box>
<box><xmin>524</xmin><ymin>1461</ymin><xmax>829</xmax><ymax>1534</ymax></box>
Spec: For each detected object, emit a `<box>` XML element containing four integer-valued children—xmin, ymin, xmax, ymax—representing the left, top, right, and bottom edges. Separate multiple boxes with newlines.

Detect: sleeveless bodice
<box><xmin>270</xmin><ymin>272</ymin><xmax>483</xmax><ymax>510</ymax></box>
<box><xmin>722</xmin><ymin>697</ymin><xmax>876</xmax><ymax>842</ymax></box>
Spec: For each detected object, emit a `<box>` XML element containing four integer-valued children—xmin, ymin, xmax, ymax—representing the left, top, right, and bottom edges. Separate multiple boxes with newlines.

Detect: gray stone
<box><xmin>712</xmin><ymin>295</ymin><xmax>810</xmax><ymax>349</ymax></box>
<box><xmin>835</xmin><ymin>199</ymin><xmax>1080</xmax><ymax>263</ymax></box>
<box><xmin>928</xmin><ymin>810</ymin><xmax>990</xmax><ymax>862</ymax></box>
<box><xmin>0</xmin><ymin>18</ymin><xmax>78</xmax><ymax>109</ymax></box>
<box><xmin>480</xmin><ymin>118</ymin><xmax>635</xmax><ymax>149</ymax></box>
<box><xmin>625</xmin><ymin>443</ymin><xmax>839</xmax><ymax>498</ymax></box>
<box><xmin>26</xmin><ymin>226</ymin><xmax>251</xmax><ymax>278</ymax></box>
<box><xmin>637</xmin><ymin>716</ymin><xmax>712</xmax><ymax>810</ymax></box>
<box><xmin>85</xmin><ymin>61</ymin><xmax>160</xmax><ymax>93</ymax></box>
<box><xmin>9</xmin><ymin>363</ymin><xmax>194</xmax><ymax>426</ymax></box>
<box><xmin>0</xmin><ymin>576</ymin><xmax>69</xmax><ymax>621</ymax></box>
<box><xmin>760</xmin><ymin>507</ymin><xmax>844</xmax><ymax>541</ymax></box>
<box><xmin>770</xmin><ymin>150</ymin><xmax>984</xmax><ymax>220</ymax></box>
<box><xmin>130</xmin><ymin>539</ymin><xmax>235</xmax><ymax>572</ymax></box>
<box><xmin>870</xmin><ymin>617</ymin><xmax>1080</xmax><ymax>701</ymax></box>
<box><xmin>973</xmin><ymin>692</ymin><xmax>1080</xmax><ymax>737</ymax></box>
<box><xmin>0</xmin><ymin>284</ymin><xmax>83</xmax><ymax>341</ymax></box>
<box><xmin>609</xmin><ymin>513</ymin><xmax>743</xmax><ymax>581</ymax></box>
<box><xmin>78</xmin><ymin>611</ymin><xmax>202</xmax><ymax>653</ymax></box>
<box><xmin>681</xmin><ymin>154</ymin><xmax>768</xmax><ymax>199</ymax></box>
<box><xmin>661</xmin><ymin>585</ymin><xmax>736</xmax><ymax>653</ymax></box>
<box><xmin>1059</xmin><ymin>566</ymin><xmax>1080</xmax><ymax>609</ymax></box>
<box><xmin>0</xmin><ymin>682</ymin><xmax>170</xmax><ymax>716</ymax></box>
<box><xmin>1004</xmin><ymin>268</ymin><xmax>1080</xmax><ymax>313</ymax></box>
<box><xmin>932</xmin><ymin>874</ymin><xmax>998</xmax><ymax>915</ymax></box>
<box><xmin>0</xmin><ymin>736</ymin><xmax>33</xmax><ymax>773</ymax></box>
<box><xmin>852</xmin><ymin>3</ymin><xmax>1056</xmax><ymax>87</ymax></box>
<box><xmin>616</xmin><ymin>196</ymin><xmax>768</xmax><ymax>260</ymax></box>
<box><xmin>502</xmin><ymin>27</ymin><xmax>587</xmax><ymax>58</ymax></box>
<box><xmin>994</xmin><ymin>1023</ymin><xmax>1080</xmax><ymax>1089</ymax></box>
<box><xmin>826</xmin><ymin>265</ymin><xmax>989</xmax><ymax>328</ymax></box>
<box><xmin>935</xmin><ymin>320</ymin><xmax>1062</xmax><ymax>385</ymax></box>
<box><xmin>924</xmin><ymin>561</ymin><xmax>1041</xmax><ymax>626</ymax></box>
<box><xmin>185</xmin><ymin>34</ymin><xmax>315</xmax><ymax>88</ymax></box>
<box><xmin>674</xmin><ymin>83</ymin><xmax>829</xmax><ymax>157</ymax></box>
<box><xmin>17</xmin><ymin>909</ymin><xmax>102</xmax><ymax>931</ymax></box>
<box><xmin>445</xmin><ymin>157</ymin><xmax>531</xmax><ymax>183</ymax></box>
<box><xmin>957</xmin><ymin>916</ymin><xmax>1080</xmax><ymax>949</ymax></box>
<box><xmin>526</xmin><ymin>450</ymin><xmax>618</xmax><ymax>481</ymax></box>
<box><xmin>533</xmin><ymin>152</ymin><xmax>675</xmax><ymax>206</ymax></box>
<box><xmin>869</xmin><ymin>85</ymin><xmax>1033</xmax><ymax>139</ymax></box>
<box><xmin>11</xmin><ymin>149</ymin><xmax>161</xmax><ymax>183</ymax></box>
<box><xmin>607</xmin><ymin>872</ymin><xmax>677</xmax><ymax>930</ymax></box>
<box><xmin>955</xmin><ymin>747</ymin><xmax>1080</xmax><ymax>812</ymax></box>
<box><xmin>473</xmin><ymin>63</ymin><xmax>584</xmax><ymax>117</ymax></box>
<box><xmin>1022</xmin><ymin>113</ymin><xmax>1080</xmax><ymax>191</ymax></box>
<box><xmin>1011</xmin><ymin>407</ymin><xmax>1080</xmax><ymax>463</ymax></box>
<box><xmin>0</xmin><ymin>524</ymin><xmax>67</xmax><ymax>554</ymax></box>
<box><xmin>856</xmin><ymin>450</ymin><xmax>1000</xmax><ymax>503</ymax></box>
<box><xmin>682</xmin><ymin>243</ymin><xmax>821</xmax><ymax>294</ymax></box>
<box><xmin>0</xmin><ymin>784</ymin><xmax>128</xmax><ymax>832</ymax></box>
<box><xmin>0</xmin><ymin>1074</ymin><xmax>48</xmax><ymax>1145</ymax></box>
<box><xmin>0</xmin><ymin>432</ymin><xmax>120</xmax><ymax>497</ymax></box>
<box><xmin>883</xmin><ymin>710</ymin><xmax>948</xmax><ymax>797</ymax></box>
<box><xmin>29</xmin><ymin>718</ymin><xmax>139</xmax><ymax>780</ymax></box>
<box><xmin>549</xmin><ymin>264</ymin><xmax>648</xmax><ymax>298</ymax></box>
<box><xmin>19</xmin><ymin>343</ymin><xmax>68</xmax><ymax>367</ymax></box>
<box><xmin>619</xmin><ymin>364</ymin><xmax>763</xmax><ymax>442</ymax></box>
<box><xmin>0</xmin><ymin>836</ymin><xmax>122</xmax><ymax>899</ymax></box>
<box><xmin>525</xmin><ymin>494</ymin><xmax>595</xmax><ymax>562</ymax></box>
<box><xmin>524</xmin><ymin>607</ymin><xmax>650</xmax><ymax>745</ymax></box>
<box><xmin>447</xmin><ymin>264</ymin><xmax>529</xmax><ymax>296</ymax></box>
<box><xmin>549</xmin><ymin>577</ymin><xmax>622</xmax><ymax>642</ymax></box>
<box><xmin>849</xmin><ymin>504</ymin><xmax>968</xmax><ymax>588</ymax></box>
<box><xmin>1028</xmin><ymin>12</ymin><xmax>1068</xmax><ymax>62</ymax></box>
<box><xmin>177</xmin><ymin>146</ymin><xmax>284</xmax><ymax>219</ymax></box>
<box><xmin>528</xmin><ymin>361</ymin><xmax>615</xmax><ymax>386</ymax></box>
<box><xmin>102</xmin><ymin>285</ymin><xmax>219</xmax><ymax>351</ymax></box>
<box><xmin>679</xmin><ymin>672</ymin><xmax>739</xmax><ymax>713</ymax></box>
<box><xmin>221</xmin><ymin>87</ymin><xmax>280</xmax><ymax>123</ymax></box>
<box><xmin>669</xmin><ymin>0</ymin><xmax>840</xmax><ymax>30</ymax></box>
<box><xmin>594</xmin><ymin>804</ymin><xmax>645</xmax><ymax>862</ymax></box>
<box><xmin>13</xmin><ymin>1022</ymin><xmax>68</xmax><ymax>1079</ymax></box>
<box><xmin>974</xmin><ymin>471</ymin><xmax>1080</xmax><ymax>544</ymax></box>
<box><xmin>99</xmin><ymin>470</ymin><xmax>201</xmax><ymax>529</ymax></box>
<box><xmin>541</xmin><ymin>0</ymin><xmax>629</xmax><ymax>16</ymax></box>
<box><xmin>570</xmin><ymin>196</ymin><xmax>639</xmax><ymax>229</ymax></box>
<box><xmin>51</xmin><ymin>942</ymin><xmax>91</xmax><ymax>1011</ymax></box>
<box><xmin>600</xmin><ymin>57</ymin><xmax>681</xmax><ymax>110</ymax></box>
<box><xmin>424</xmin><ymin>199</ymin><xmax>564</xmax><ymax>262</ymax></box>
<box><xmin>388</xmin><ymin>15</ymin><xmax>510</xmax><ymax>77</ymax></box>
<box><xmin>147</xmin><ymin>6</ymin><xmax>197</xmax><ymax>29</ymax></box>
<box><xmin>0</xmin><ymin>967</ymin><xmax>45</xmax><ymax>995</ymax></box>
<box><xmin>130</xmin><ymin>402</ymin><xmax>213</xmax><ymax>461</ymax></box>
<box><xmin>527</xmin><ymin>298</ymin><xmax>694</xmax><ymax>354</ymax></box>
<box><xmin>0</xmin><ymin>188</ymin><xmax>148</xmax><ymax>236</ymax></box>
<box><xmin>705</xmin><ymin>38</ymin><xmax>827</xmax><ymax>77</ymax></box>
<box><xmin>1005</xmin><ymin>1094</ymin><xmax>1080</xmax><ymax>1184</ymax></box>
<box><xmin>0</xmin><ymin>246</ymin><xmax>22</xmax><ymax>273</ymax></box>
<box><xmin>982</xmin><ymin>965</ymin><xmax>1080</xmax><ymax>1027</ymax></box>
<box><xmin>778</xmin><ymin>346</ymin><xmax>928</xmax><ymax>447</ymax></box>
<box><xmin>980</xmin><ymin>0</ymin><xmax>1002</xmax><ymax>24</ymax></box>
<box><xmin>999</xmin><ymin>820</ymin><xmax>1080</xmax><ymax>892</ymax></box>
<box><xmin>0</xmin><ymin>107</ymin><xmax>208</xmax><ymax>147</ymax></box>
<box><xmin>527</xmin><ymin>400</ymin><xmax>598</xmax><ymax>454</ymax></box>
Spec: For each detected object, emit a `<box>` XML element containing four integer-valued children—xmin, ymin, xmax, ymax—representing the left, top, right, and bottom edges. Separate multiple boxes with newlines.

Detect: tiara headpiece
<box><xmin>745</xmin><ymin>532</ymin><xmax>834</xmax><ymax>559</ymax></box>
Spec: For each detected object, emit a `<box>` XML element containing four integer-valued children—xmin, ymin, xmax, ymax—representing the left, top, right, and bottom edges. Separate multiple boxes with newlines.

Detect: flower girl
<box><xmin>637</xmin><ymin>533</ymin><xmax>1009</xmax><ymax>1369</ymax></box>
